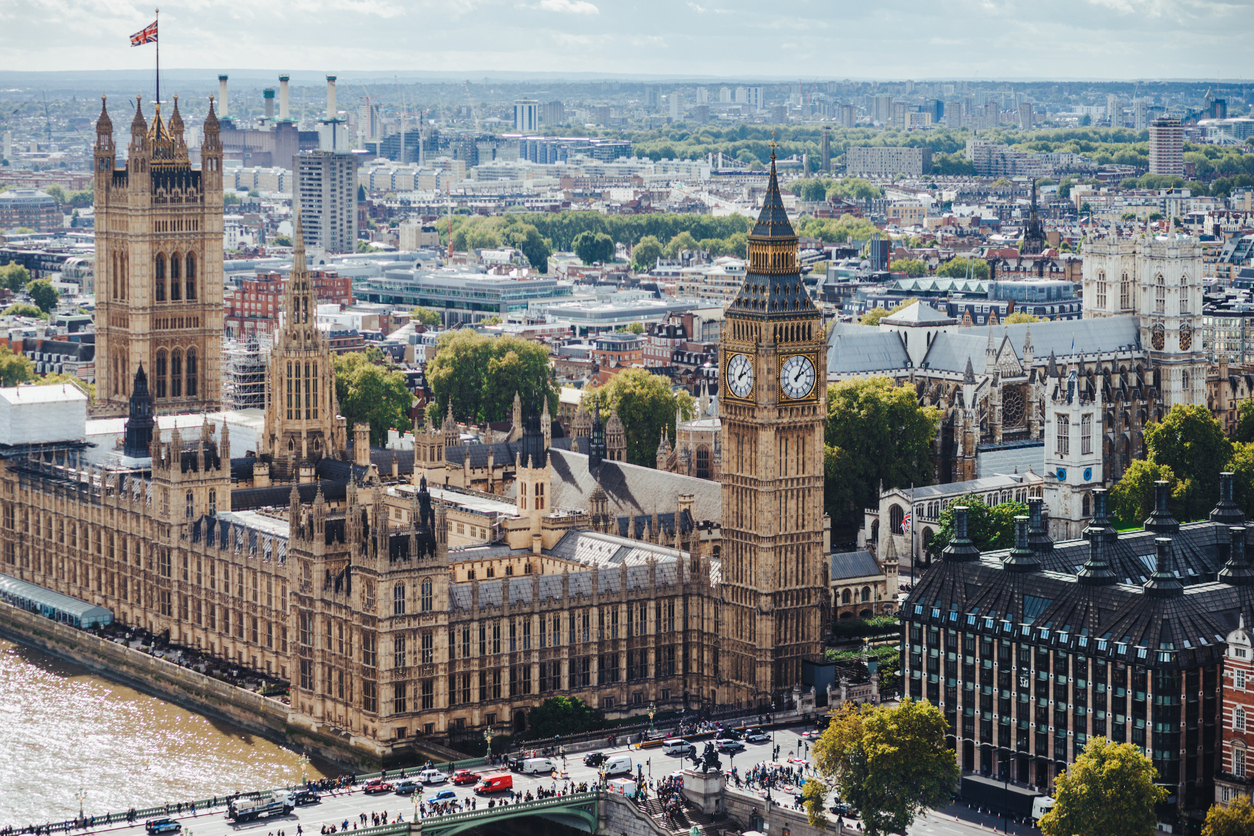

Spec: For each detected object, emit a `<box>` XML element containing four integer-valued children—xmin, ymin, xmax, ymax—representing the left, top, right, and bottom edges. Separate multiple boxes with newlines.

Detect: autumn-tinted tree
<box><xmin>333</xmin><ymin>352</ymin><xmax>413</xmax><ymax>446</ymax></box>
<box><xmin>1039</xmin><ymin>737</ymin><xmax>1165</xmax><ymax>836</ymax></box>
<box><xmin>583</xmin><ymin>368</ymin><xmax>694</xmax><ymax>467</ymax></box>
<box><xmin>807</xmin><ymin>698</ymin><xmax>958</xmax><ymax>835</ymax></box>
<box><xmin>409</xmin><ymin>306</ymin><xmax>441</xmax><ymax>327</ymax></box>
<box><xmin>425</xmin><ymin>329</ymin><xmax>556</xmax><ymax>424</ymax></box>
<box><xmin>926</xmin><ymin>494</ymin><xmax>1029</xmax><ymax>559</ymax></box>
<box><xmin>0</xmin><ymin>346</ymin><xmax>35</xmax><ymax>387</ymax></box>
<box><xmin>825</xmin><ymin>376</ymin><xmax>939</xmax><ymax>529</ymax></box>
<box><xmin>1203</xmin><ymin>796</ymin><xmax>1254</xmax><ymax>836</ymax></box>
<box><xmin>860</xmin><ymin>299</ymin><xmax>916</xmax><ymax>326</ymax></box>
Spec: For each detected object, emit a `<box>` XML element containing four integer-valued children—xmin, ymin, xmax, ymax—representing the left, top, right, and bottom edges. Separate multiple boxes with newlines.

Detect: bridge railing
<box><xmin>417</xmin><ymin>791</ymin><xmax>599</xmax><ymax>829</ymax></box>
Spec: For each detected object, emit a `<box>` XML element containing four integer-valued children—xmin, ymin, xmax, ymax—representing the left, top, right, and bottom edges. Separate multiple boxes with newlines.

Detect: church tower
<box><xmin>719</xmin><ymin>149</ymin><xmax>828</xmax><ymax>706</ymax></box>
<box><xmin>1138</xmin><ymin>233</ymin><xmax>1206</xmax><ymax>408</ymax></box>
<box><xmin>93</xmin><ymin>94</ymin><xmax>224</xmax><ymax>415</ymax></box>
<box><xmin>260</xmin><ymin>214</ymin><xmax>346</xmax><ymax>479</ymax></box>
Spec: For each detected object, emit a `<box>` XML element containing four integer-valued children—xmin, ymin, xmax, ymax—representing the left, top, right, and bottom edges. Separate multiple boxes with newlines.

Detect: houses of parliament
<box><xmin>0</xmin><ymin>96</ymin><xmax>833</xmax><ymax>762</ymax></box>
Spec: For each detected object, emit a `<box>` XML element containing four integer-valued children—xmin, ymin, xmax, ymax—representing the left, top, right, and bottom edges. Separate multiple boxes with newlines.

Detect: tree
<box><xmin>664</xmin><ymin>231</ymin><xmax>698</xmax><ymax>258</ymax></box>
<box><xmin>1203</xmin><ymin>796</ymin><xmax>1254</xmax><ymax>836</ymax></box>
<box><xmin>1234</xmin><ymin>400</ymin><xmax>1254</xmax><ymax>444</ymax></box>
<box><xmin>926</xmin><ymin>494</ymin><xmax>1029</xmax><ymax>559</ymax></box>
<box><xmin>808</xmin><ymin>698</ymin><xmax>959</xmax><ymax>836</ymax></box>
<box><xmin>1004</xmin><ymin>312</ymin><xmax>1041</xmax><ymax>324</ymax></box>
<box><xmin>223</xmin><ymin>192</ymin><xmax>241</xmax><ymax>206</ymax></box>
<box><xmin>410</xmin><ymin>306</ymin><xmax>441</xmax><ymax>327</ymax></box>
<box><xmin>44</xmin><ymin>184</ymin><xmax>67</xmax><ymax>204</ymax></box>
<box><xmin>583</xmin><ymin>368</ymin><xmax>694</xmax><ymax>467</ymax></box>
<box><xmin>0</xmin><ymin>346</ymin><xmax>35</xmax><ymax>387</ymax></box>
<box><xmin>0</xmin><ymin>262</ymin><xmax>31</xmax><ymax>293</ymax></box>
<box><xmin>425</xmin><ymin>329</ymin><xmax>556</xmax><ymax>424</ymax></box>
<box><xmin>25</xmin><ymin>280</ymin><xmax>58</xmax><ymax>313</ymax></box>
<box><xmin>860</xmin><ymin>299</ymin><xmax>916</xmax><ymax>327</ymax></box>
<box><xmin>619</xmin><ymin>322</ymin><xmax>645</xmax><ymax>335</ymax></box>
<box><xmin>332</xmin><ymin>352</ymin><xmax>413</xmax><ymax>446</ymax></box>
<box><xmin>525</xmin><ymin>696</ymin><xmax>597</xmax><ymax>740</ymax></box>
<box><xmin>38</xmin><ymin>371</ymin><xmax>93</xmax><ymax>400</ymax></box>
<box><xmin>1109</xmin><ymin>460</ymin><xmax>1179</xmax><ymax>529</ymax></box>
<box><xmin>573</xmin><ymin>230</ymin><xmax>614</xmax><ymax>265</ymax></box>
<box><xmin>1</xmin><ymin>303</ymin><xmax>46</xmax><ymax>319</ymax></box>
<box><xmin>273</xmin><ymin>234</ymin><xmax>293</xmax><ymax>247</ymax></box>
<box><xmin>825</xmin><ymin>377</ymin><xmax>940</xmax><ymax>528</ymax></box>
<box><xmin>889</xmin><ymin>257</ymin><xmax>926</xmax><ymax>277</ymax></box>
<box><xmin>631</xmin><ymin>235</ymin><xmax>663</xmax><ymax>272</ymax></box>
<box><xmin>508</xmin><ymin>224</ymin><xmax>552</xmax><ymax>273</ymax></box>
<box><xmin>936</xmin><ymin>256</ymin><xmax>990</xmax><ymax>280</ymax></box>
<box><xmin>1039</xmin><ymin>737</ymin><xmax>1165</xmax><ymax>836</ymax></box>
<box><xmin>1142</xmin><ymin>404</ymin><xmax>1233</xmax><ymax>522</ymax></box>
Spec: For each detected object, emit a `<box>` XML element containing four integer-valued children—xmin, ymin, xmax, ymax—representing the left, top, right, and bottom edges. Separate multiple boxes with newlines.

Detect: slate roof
<box><xmin>830</xmin><ymin>549</ymin><xmax>884</xmax><ymax>581</ymax></box>
<box><xmin>445</xmin><ymin>436</ymin><xmax>587</xmax><ymax>469</ymax></box>
<box><xmin>882</xmin><ymin>303</ymin><xmax>955</xmax><ymax>325</ymax></box>
<box><xmin>548</xmin><ymin>448</ymin><xmax>721</xmax><ymax>525</ymax></box>
<box><xmin>750</xmin><ymin>156</ymin><xmax>796</xmax><ymax>240</ymax></box>
<box><xmin>825</xmin><ymin>323</ymin><xmax>911</xmax><ymax>375</ymax></box>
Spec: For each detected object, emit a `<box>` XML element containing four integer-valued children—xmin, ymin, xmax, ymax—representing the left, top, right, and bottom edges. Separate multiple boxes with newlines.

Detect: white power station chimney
<box><xmin>279</xmin><ymin>74</ymin><xmax>290</xmax><ymax>122</ymax></box>
<box><xmin>326</xmin><ymin>75</ymin><xmax>337</xmax><ymax>121</ymax></box>
<box><xmin>218</xmin><ymin>74</ymin><xmax>229</xmax><ymax>119</ymax></box>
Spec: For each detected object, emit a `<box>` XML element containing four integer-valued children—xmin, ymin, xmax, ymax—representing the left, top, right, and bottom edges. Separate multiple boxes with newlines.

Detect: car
<box><xmin>452</xmin><ymin>770</ymin><xmax>480</xmax><ymax>785</ymax></box>
<box><xmin>145</xmin><ymin>820</ymin><xmax>181</xmax><ymax>835</ymax></box>
<box><xmin>287</xmin><ymin>788</ymin><xmax>320</xmax><ymax>806</ymax></box>
<box><xmin>717</xmin><ymin>727</ymin><xmax>743</xmax><ymax>740</ymax></box>
<box><xmin>363</xmin><ymin>779</ymin><xmax>393</xmax><ymax>795</ymax></box>
<box><xmin>716</xmin><ymin>739</ymin><xmax>745</xmax><ymax>753</ymax></box>
<box><xmin>800</xmin><ymin>730</ymin><xmax>822</xmax><ymax>741</ymax></box>
<box><xmin>392</xmin><ymin>780</ymin><xmax>420</xmax><ymax>796</ymax></box>
<box><xmin>583</xmin><ymin>752</ymin><xmax>607</xmax><ymax>767</ymax></box>
<box><xmin>417</xmin><ymin>768</ymin><xmax>448</xmax><ymax>785</ymax></box>
<box><xmin>745</xmin><ymin>730</ymin><xmax>770</xmax><ymax>744</ymax></box>
<box><xmin>829</xmin><ymin>802</ymin><xmax>854</xmax><ymax>817</ymax></box>
<box><xmin>430</xmin><ymin>789</ymin><xmax>457</xmax><ymax>802</ymax></box>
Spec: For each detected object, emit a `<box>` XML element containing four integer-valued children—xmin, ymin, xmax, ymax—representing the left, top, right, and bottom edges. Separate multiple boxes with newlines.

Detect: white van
<box><xmin>522</xmin><ymin>757</ymin><xmax>556</xmax><ymax>775</ymax></box>
<box><xmin>603</xmin><ymin>755</ymin><xmax>632</xmax><ymax>777</ymax></box>
<box><xmin>662</xmin><ymin>739</ymin><xmax>693</xmax><ymax>756</ymax></box>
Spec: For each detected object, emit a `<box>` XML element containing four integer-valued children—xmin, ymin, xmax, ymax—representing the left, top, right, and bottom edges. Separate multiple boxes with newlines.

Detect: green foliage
<box><xmin>273</xmin><ymin>234</ymin><xmax>293</xmax><ymax>247</ymax></box>
<box><xmin>829</xmin><ymin>615</ymin><xmax>900</xmax><ymax>640</ymax></box>
<box><xmin>825</xmin><ymin>644</ymin><xmax>902</xmax><ymax>692</ymax></box>
<box><xmin>860</xmin><ymin>299</ymin><xmax>916</xmax><ymax>326</ymax></box>
<box><xmin>38</xmin><ymin>371</ymin><xmax>93</xmax><ymax>400</ymax></box>
<box><xmin>223</xmin><ymin>192</ymin><xmax>241</xmax><ymax>206</ymax></box>
<box><xmin>936</xmin><ymin>256</ymin><xmax>990</xmax><ymax>280</ymax></box>
<box><xmin>630</xmin><ymin>235</ymin><xmax>663</xmax><ymax>271</ymax></box>
<box><xmin>787</xmin><ymin>177</ymin><xmax>883</xmax><ymax>202</ymax></box>
<box><xmin>44</xmin><ymin>184</ymin><xmax>67</xmax><ymax>203</ymax></box>
<box><xmin>1141</xmin><ymin>404</ymin><xmax>1233</xmax><ymax>521</ymax></box>
<box><xmin>1004</xmin><ymin>312</ymin><xmax>1041</xmax><ymax>324</ymax></box>
<box><xmin>0</xmin><ymin>346</ymin><xmax>35</xmax><ymax>387</ymax></box>
<box><xmin>447</xmin><ymin>210</ymin><xmax>751</xmax><ymax>255</ymax></box>
<box><xmin>426</xmin><ymin>329</ymin><xmax>556</xmax><ymax>424</ymax></box>
<box><xmin>1203</xmin><ymin>796</ymin><xmax>1254</xmax><ymax>836</ymax></box>
<box><xmin>1109</xmin><ymin>460</ymin><xmax>1179</xmax><ymax>529</ymax></box>
<box><xmin>926</xmin><ymin>494</ymin><xmax>1029</xmax><ymax>559</ymax></box>
<box><xmin>663</xmin><ymin>231</ymin><xmax>698</xmax><ymax>258</ymax></box>
<box><xmin>583</xmin><ymin>368</ymin><xmax>694</xmax><ymax>467</ymax></box>
<box><xmin>1234</xmin><ymin>400</ymin><xmax>1254</xmax><ymax>444</ymax></box>
<box><xmin>332</xmin><ymin>352</ymin><xmax>413</xmax><ymax>446</ymax></box>
<box><xmin>409</xmin><ymin>306</ymin><xmax>441</xmax><ymax>327</ymax></box>
<box><xmin>573</xmin><ymin>230</ymin><xmax>615</xmax><ymax>265</ymax></box>
<box><xmin>796</xmin><ymin>214</ymin><xmax>881</xmax><ymax>245</ymax></box>
<box><xmin>1</xmin><ymin>303</ymin><xmax>46</xmax><ymax>320</ymax></box>
<box><xmin>1039</xmin><ymin>737</ymin><xmax>1165</xmax><ymax>836</ymax></box>
<box><xmin>0</xmin><ymin>262</ymin><xmax>31</xmax><ymax>293</ymax></box>
<box><xmin>811</xmin><ymin>698</ymin><xmax>959</xmax><ymax>836</ymax></box>
<box><xmin>932</xmin><ymin>153</ymin><xmax>976</xmax><ymax>176</ymax></box>
<box><xmin>480</xmin><ymin>315</ymin><xmax>502</xmax><ymax>326</ymax></box>
<box><xmin>825</xmin><ymin>376</ymin><xmax>940</xmax><ymax>528</ymax></box>
<box><xmin>619</xmin><ymin>322</ymin><xmax>645</xmax><ymax>335</ymax></box>
<box><xmin>525</xmin><ymin>696</ymin><xmax>597</xmax><ymax>740</ymax></box>
<box><xmin>889</xmin><ymin>257</ymin><xmax>926</xmax><ymax>277</ymax></box>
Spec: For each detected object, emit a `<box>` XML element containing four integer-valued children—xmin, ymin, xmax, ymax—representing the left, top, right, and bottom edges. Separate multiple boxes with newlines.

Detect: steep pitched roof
<box><xmin>548</xmin><ymin>448</ymin><xmax>721</xmax><ymax>525</ymax></box>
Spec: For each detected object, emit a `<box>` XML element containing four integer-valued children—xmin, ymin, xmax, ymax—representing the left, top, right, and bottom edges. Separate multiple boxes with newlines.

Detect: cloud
<box><xmin>536</xmin><ymin>0</ymin><xmax>598</xmax><ymax>13</ymax></box>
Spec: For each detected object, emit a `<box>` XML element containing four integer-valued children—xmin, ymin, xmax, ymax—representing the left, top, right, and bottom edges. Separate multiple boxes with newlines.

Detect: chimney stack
<box><xmin>218</xmin><ymin>75</ymin><xmax>229</xmax><ymax>119</ymax></box>
<box><xmin>263</xmin><ymin>88</ymin><xmax>275</xmax><ymax>122</ymax></box>
<box><xmin>326</xmin><ymin>75</ymin><xmax>338</xmax><ymax>121</ymax></box>
<box><xmin>279</xmin><ymin>75</ymin><xmax>291</xmax><ymax>122</ymax></box>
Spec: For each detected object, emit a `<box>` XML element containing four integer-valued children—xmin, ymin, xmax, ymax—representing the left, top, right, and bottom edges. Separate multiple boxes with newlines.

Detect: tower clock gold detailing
<box><xmin>718</xmin><ymin>145</ymin><xmax>829</xmax><ymax>705</ymax></box>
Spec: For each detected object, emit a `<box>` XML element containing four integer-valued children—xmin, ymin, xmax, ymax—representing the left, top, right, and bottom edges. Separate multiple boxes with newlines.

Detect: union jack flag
<box><xmin>901</xmin><ymin>510</ymin><xmax>912</xmax><ymax>534</ymax></box>
<box><xmin>130</xmin><ymin>20</ymin><xmax>158</xmax><ymax>46</ymax></box>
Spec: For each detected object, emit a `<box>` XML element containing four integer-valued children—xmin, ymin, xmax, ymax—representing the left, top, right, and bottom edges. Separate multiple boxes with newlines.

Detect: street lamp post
<box><xmin>412</xmin><ymin>793</ymin><xmax>420</xmax><ymax>823</ymax></box>
<box><xmin>297</xmin><ymin>754</ymin><xmax>310</xmax><ymax>787</ymax></box>
<box><xmin>484</xmin><ymin>726</ymin><xmax>494</xmax><ymax>760</ymax></box>
<box><xmin>77</xmin><ymin>788</ymin><xmax>85</xmax><ymax>824</ymax></box>
<box><xmin>648</xmin><ymin>702</ymin><xmax>656</xmax><ymax>738</ymax></box>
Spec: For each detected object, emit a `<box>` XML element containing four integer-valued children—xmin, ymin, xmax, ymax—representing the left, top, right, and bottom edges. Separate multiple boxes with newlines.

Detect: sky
<box><xmin>0</xmin><ymin>0</ymin><xmax>1251</xmax><ymax>80</ymax></box>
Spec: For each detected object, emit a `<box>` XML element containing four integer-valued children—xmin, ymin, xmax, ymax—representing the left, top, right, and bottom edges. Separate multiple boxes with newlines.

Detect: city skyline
<box><xmin>0</xmin><ymin>0</ymin><xmax>1251</xmax><ymax>80</ymax></box>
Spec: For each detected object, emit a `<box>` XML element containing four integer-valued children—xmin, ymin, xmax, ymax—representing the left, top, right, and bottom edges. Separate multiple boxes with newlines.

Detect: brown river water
<box><xmin>0</xmin><ymin>639</ymin><xmax>331</xmax><ymax>828</ymax></box>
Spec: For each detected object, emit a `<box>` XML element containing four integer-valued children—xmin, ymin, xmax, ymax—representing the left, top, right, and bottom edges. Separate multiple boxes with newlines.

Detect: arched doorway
<box><xmin>513</xmin><ymin>709</ymin><xmax>527</xmax><ymax>734</ymax></box>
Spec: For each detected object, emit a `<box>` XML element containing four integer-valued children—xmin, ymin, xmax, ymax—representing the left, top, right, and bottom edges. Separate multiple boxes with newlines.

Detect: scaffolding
<box><xmin>223</xmin><ymin>337</ymin><xmax>269</xmax><ymax>411</ymax></box>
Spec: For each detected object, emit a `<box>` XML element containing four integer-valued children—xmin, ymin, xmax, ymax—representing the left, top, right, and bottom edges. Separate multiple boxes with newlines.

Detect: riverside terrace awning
<box><xmin>0</xmin><ymin>573</ymin><xmax>113</xmax><ymax>628</ymax></box>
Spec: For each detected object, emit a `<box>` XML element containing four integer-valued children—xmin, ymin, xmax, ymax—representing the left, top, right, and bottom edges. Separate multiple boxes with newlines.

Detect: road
<box><xmin>72</xmin><ymin>726</ymin><xmax>1034</xmax><ymax>836</ymax></box>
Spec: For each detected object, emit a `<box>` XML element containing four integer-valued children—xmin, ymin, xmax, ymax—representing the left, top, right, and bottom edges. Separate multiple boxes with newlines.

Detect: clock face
<box><xmin>726</xmin><ymin>354</ymin><xmax>754</xmax><ymax>399</ymax></box>
<box><xmin>780</xmin><ymin>354</ymin><xmax>816</xmax><ymax>400</ymax></box>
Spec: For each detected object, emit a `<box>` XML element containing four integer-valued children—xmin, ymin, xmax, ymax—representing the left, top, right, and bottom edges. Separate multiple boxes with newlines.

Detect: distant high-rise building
<box><xmin>1211</xmin><ymin>99</ymin><xmax>1228</xmax><ymax>120</ymax></box>
<box><xmin>1106</xmin><ymin>94</ymin><xmax>1121</xmax><ymax>125</ymax></box>
<box><xmin>644</xmin><ymin>86</ymin><xmax>661</xmax><ymax>111</ymax></box>
<box><xmin>837</xmin><ymin>104</ymin><xmax>857</xmax><ymax>128</ymax></box>
<box><xmin>696</xmin><ymin>87</ymin><xmax>709</xmax><ymax>105</ymax></box>
<box><xmin>692</xmin><ymin>105</ymin><xmax>710</xmax><ymax>125</ymax></box>
<box><xmin>594</xmin><ymin>105</ymin><xmax>612</xmax><ymax>126</ymax></box>
<box><xmin>1018</xmin><ymin>102</ymin><xmax>1033</xmax><ymax>130</ymax></box>
<box><xmin>734</xmin><ymin>87</ymin><xmax>748</xmax><ymax>105</ymax></box>
<box><xmin>1134</xmin><ymin>98</ymin><xmax>1149</xmax><ymax>132</ymax></box>
<box><xmin>771</xmin><ymin>104</ymin><xmax>788</xmax><ymax>123</ymax></box>
<box><xmin>669</xmin><ymin>92</ymin><xmax>683</xmax><ymax>120</ymax></box>
<box><xmin>1148</xmin><ymin>117</ymin><xmax>1184</xmax><ymax>177</ymax></box>
<box><xmin>983</xmin><ymin>101</ymin><xmax>999</xmax><ymax>128</ymax></box>
<box><xmin>747</xmin><ymin>86</ymin><xmax>763</xmax><ymax>111</ymax></box>
<box><xmin>821</xmin><ymin>126</ymin><xmax>831</xmax><ymax>172</ymax></box>
<box><xmin>540</xmin><ymin>100</ymin><xmax>565</xmax><ymax>126</ymax></box>
<box><xmin>513</xmin><ymin>99</ymin><xmax>539</xmax><ymax>133</ymax></box>
<box><xmin>719</xmin><ymin>87</ymin><xmax>732</xmax><ymax>104</ymax></box>
<box><xmin>945</xmin><ymin>102</ymin><xmax>963</xmax><ymax>129</ymax></box>
<box><xmin>873</xmin><ymin>94</ymin><xmax>894</xmax><ymax>124</ymax></box>
<box><xmin>295</xmin><ymin>151</ymin><xmax>359</xmax><ymax>254</ymax></box>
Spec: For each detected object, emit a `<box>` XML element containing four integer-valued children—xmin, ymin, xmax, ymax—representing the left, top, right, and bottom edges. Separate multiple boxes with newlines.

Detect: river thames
<box><xmin>0</xmin><ymin>638</ymin><xmax>330</xmax><ymax>828</ymax></box>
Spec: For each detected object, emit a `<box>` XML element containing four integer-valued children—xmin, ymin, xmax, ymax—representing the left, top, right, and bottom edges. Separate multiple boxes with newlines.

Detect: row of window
<box><xmin>153</xmin><ymin>252</ymin><xmax>198</xmax><ymax>302</ymax></box>
<box><xmin>152</xmin><ymin>348</ymin><xmax>198</xmax><ymax>399</ymax></box>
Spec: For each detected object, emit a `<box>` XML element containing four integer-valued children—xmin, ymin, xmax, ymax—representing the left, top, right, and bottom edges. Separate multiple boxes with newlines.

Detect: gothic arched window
<box><xmin>170</xmin><ymin>349</ymin><xmax>182</xmax><ymax>398</ymax></box>
<box><xmin>862</xmin><ymin>586</ymin><xmax>871</xmax><ymax>602</ymax></box>
<box><xmin>154</xmin><ymin>253</ymin><xmax>166</xmax><ymax>302</ymax></box>
<box><xmin>169</xmin><ymin>252</ymin><xmax>181</xmax><ymax>301</ymax></box>
<box><xmin>154</xmin><ymin>349</ymin><xmax>167</xmax><ymax>398</ymax></box>
<box><xmin>841</xmin><ymin>589</ymin><xmax>851</xmax><ymax>604</ymax></box>
<box><xmin>185</xmin><ymin>253</ymin><xmax>196</xmax><ymax>300</ymax></box>
<box><xmin>185</xmin><ymin>348</ymin><xmax>197</xmax><ymax>397</ymax></box>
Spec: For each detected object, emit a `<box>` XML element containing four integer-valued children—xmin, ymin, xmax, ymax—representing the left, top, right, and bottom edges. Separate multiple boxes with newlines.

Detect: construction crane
<box><xmin>41</xmin><ymin>90</ymin><xmax>51</xmax><ymax>144</ymax></box>
<box><xmin>463</xmin><ymin>80</ymin><xmax>480</xmax><ymax>132</ymax></box>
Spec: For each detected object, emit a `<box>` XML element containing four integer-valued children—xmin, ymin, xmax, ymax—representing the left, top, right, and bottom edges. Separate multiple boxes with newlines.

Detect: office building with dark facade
<box><xmin>903</xmin><ymin>478</ymin><xmax>1254</xmax><ymax>820</ymax></box>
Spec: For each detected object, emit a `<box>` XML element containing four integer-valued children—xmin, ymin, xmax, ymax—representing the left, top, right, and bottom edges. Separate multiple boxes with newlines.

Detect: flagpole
<box><xmin>154</xmin><ymin>8</ymin><xmax>160</xmax><ymax>106</ymax></box>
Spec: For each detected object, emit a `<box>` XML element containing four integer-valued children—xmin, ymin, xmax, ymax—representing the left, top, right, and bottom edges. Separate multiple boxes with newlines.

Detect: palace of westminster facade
<box><xmin>0</xmin><ymin>98</ymin><xmax>831</xmax><ymax>762</ymax></box>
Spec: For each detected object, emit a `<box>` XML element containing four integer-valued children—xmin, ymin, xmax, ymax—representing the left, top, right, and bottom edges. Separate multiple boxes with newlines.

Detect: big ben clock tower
<box><xmin>720</xmin><ymin>149</ymin><xmax>828</xmax><ymax>706</ymax></box>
